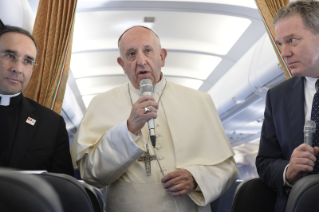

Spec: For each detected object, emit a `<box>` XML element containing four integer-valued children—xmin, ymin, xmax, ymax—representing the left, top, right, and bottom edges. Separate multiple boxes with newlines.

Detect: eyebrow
<box><xmin>276</xmin><ymin>33</ymin><xmax>298</xmax><ymax>43</ymax></box>
<box><xmin>144</xmin><ymin>45</ymin><xmax>153</xmax><ymax>49</ymax></box>
<box><xmin>124</xmin><ymin>45</ymin><xmax>155</xmax><ymax>56</ymax></box>
<box><xmin>3</xmin><ymin>49</ymin><xmax>35</xmax><ymax>61</ymax></box>
<box><xmin>125</xmin><ymin>48</ymin><xmax>136</xmax><ymax>54</ymax></box>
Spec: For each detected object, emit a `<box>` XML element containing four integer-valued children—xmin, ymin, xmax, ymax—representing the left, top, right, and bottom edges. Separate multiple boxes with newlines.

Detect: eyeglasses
<box><xmin>0</xmin><ymin>52</ymin><xmax>37</xmax><ymax>70</ymax></box>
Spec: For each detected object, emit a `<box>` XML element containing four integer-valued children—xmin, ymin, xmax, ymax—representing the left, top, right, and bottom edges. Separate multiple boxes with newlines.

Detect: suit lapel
<box><xmin>9</xmin><ymin>96</ymin><xmax>39</xmax><ymax>167</ymax></box>
<box><xmin>284</xmin><ymin>77</ymin><xmax>305</xmax><ymax>147</ymax></box>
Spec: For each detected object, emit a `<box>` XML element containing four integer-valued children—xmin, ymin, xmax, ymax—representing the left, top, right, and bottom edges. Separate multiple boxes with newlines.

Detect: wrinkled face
<box><xmin>117</xmin><ymin>27</ymin><xmax>167</xmax><ymax>89</ymax></box>
<box><xmin>275</xmin><ymin>14</ymin><xmax>319</xmax><ymax>77</ymax></box>
<box><xmin>0</xmin><ymin>32</ymin><xmax>37</xmax><ymax>95</ymax></box>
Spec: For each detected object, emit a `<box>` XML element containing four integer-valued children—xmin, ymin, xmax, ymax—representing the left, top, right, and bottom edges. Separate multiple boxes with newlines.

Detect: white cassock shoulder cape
<box><xmin>71</xmin><ymin>80</ymin><xmax>238</xmax><ymax>209</ymax></box>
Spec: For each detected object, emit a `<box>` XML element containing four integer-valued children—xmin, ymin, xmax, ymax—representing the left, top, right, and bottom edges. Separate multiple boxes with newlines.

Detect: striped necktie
<box><xmin>310</xmin><ymin>79</ymin><xmax>319</xmax><ymax>174</ymax></box>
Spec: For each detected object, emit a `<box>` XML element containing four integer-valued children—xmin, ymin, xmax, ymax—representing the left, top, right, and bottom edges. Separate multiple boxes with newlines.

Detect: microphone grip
<box><xmin>147</xmin><ymin>119</ymin><xmax>155</xmax><ymax>136</ymax></box>
<box><xmin>304</xmin><ymin>131</ymin><xmax>313</xmax><ymax>146</ymax></box>
<box><xmin>303</xmin><ymin>131</ymin><xmax>314</xmax><ymax>177</ymax></box>
<box><xmin>147</xmin><ymin>119</ymin><xmax>156</xmax><ymax>147</ymax></box>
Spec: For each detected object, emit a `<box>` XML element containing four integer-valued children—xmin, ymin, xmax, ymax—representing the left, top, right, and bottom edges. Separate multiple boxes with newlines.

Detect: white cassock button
<box><xmin>156</xmin><ymin>145</ymin><xmax>162</xmax><ymax>150</ymax></box>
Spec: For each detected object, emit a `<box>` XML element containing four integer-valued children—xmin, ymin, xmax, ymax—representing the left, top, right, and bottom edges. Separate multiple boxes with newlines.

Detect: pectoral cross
<box><xmin>138</xmin><ymin>145</ymin><xmax>157</xmax><ymax>176</ymax></box>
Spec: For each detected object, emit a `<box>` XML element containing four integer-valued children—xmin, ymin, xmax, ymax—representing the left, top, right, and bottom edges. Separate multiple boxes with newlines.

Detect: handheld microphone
<box><xmin>303</xmin><ymin>120</ymin><xmax>316</xmax><ymax>177</ymax></box>
<box><xmin>140</xmin><ymin>79</ymin><xmax>156</xmax><ymax>147</ymax></box>
<box><xmin>304</xmin><ymin>120</ymin><xmax>316</xmax><ymax>146</ymax></box>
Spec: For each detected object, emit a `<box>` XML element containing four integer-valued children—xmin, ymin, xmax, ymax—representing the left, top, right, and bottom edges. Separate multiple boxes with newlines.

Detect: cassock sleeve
<box><xmin>49</xmin><ymin>116</ymin><xmax>74</xmax><ymax>176</ymax></box>
<box><xmin>77</xmin><ymin>120</ymin><xmax>146</xmax><ymax>188</ymax></box>
<box><xmin>185</xmin><ymin>157</ymin><xmax>238</xmax><ymax>206</ymax></box>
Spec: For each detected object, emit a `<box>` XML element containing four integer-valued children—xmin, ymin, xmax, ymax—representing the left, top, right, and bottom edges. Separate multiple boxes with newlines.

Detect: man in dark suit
<box><xmin>256</xmin><ymin>1</ymin><xmax>319</xmax><ymax>212</ymax></box>
<box><xmin>0</xmin><ymin>20</ymin><xmax>73</xmax><ymax>176</ymax></box>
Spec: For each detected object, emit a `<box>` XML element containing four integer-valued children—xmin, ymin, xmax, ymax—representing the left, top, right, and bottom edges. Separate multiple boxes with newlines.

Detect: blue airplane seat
<box><xmin>0</xmin><ymin>168</ymin><xmax>62</xmax><ymax>212</ymax></box>
<box><xmin>38</xmin><ymin>172</ymin><xmax>95</xmax><ymax>212</ymax></box>
<box><xmin>231</xmin><ymin>177</ymin><xmax>276</xmax><ymax>212</ymax></box>
<box><xmin>285</xmin><ymin>174</ymin><xmax>319</xmax><ymax>212</ymax></box>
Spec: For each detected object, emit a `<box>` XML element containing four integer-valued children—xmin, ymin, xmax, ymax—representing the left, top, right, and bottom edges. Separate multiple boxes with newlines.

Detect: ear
<box><xmin>160</xmin><ymin>48</ymin><xmax>167</xmax><ymax>67</ymax></box>
<box><xmin>117</xmin><ymin>57</ymin><xmax>126</xmax><ymax>74</ymax></box>
<box><xmin>0</xmin><ymin>19</ymin><xmax>5</xmax><ymax>29</ymax></box>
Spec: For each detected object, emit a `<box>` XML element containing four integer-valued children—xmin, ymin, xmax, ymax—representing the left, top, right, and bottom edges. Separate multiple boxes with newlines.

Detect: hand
<box><xmin>161</xmin><ymin>169</ymin><xmax>197</xmax><ymax>196</ymax></box>
<box><xmin>286</xmin><ymin>143</ymin><xmax>319</xmax><ymax>184</ymax></box>
<box><xmin>127</xmin><ymin>95</ymin><xmax>158</xmax><ymax>135</ymax></box>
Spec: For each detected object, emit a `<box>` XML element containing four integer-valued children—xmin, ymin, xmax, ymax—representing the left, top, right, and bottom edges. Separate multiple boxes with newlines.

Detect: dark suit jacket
<box><xmin>5</xmin><ymin>95</ymin><xmax>74</xmax><ymax>176</ymax></box>
<box><xmin>256</xmin><ymin>77</ymin><xmax>305</xmax><ymax>212</ymax></box>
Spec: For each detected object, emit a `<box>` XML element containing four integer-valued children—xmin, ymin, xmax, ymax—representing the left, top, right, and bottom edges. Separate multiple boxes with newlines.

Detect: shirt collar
<box><xmin>305</xmin><ymin>77</ymin><xmax>319</xmax><ymax>92</ymax></box>
<box><xmin>129</xmin><ymin>75</ymin><xmax>166</xmax><ymax>95</ymax></box>
<box><xmin>0</xmin><ymin>93</ymin><xmax>21</xmax><ymax>106</ymax></box>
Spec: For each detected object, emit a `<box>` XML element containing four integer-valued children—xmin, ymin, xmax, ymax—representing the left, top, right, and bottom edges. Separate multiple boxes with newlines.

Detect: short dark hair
<box><xmin>273</xmin><ymin>0</ymin><xmax>319</xmax><ymax>35</ymax></box>
<box><xmin>0</xmin><ymin>19</ymin><xmax>38</xmax><ymax>58</ymax></box>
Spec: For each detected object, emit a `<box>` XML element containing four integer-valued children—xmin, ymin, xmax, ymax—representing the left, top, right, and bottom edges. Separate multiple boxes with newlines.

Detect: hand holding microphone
<box><xmin>302</xmin><ymin>120</ymin><xmax>316</xmax><ymax>177</ymax></box>
<box><xmin>304</xmin><ymin>120</ymin><xmax>316</xmax><ymax>146</ymax></box>
<box><xmin>127</xmin><ymin>79</ymin><xmax>158</xmax><ymax>143</ymax></box>
<box><xmin>286</xmin><ymin>121</ymin><xmax>319</xmax><ymax>182</ymax></box>
<box><xmin>140</xmin><ymin>79</ymin><xmax>157</xmax><ymax>147</ymax></box>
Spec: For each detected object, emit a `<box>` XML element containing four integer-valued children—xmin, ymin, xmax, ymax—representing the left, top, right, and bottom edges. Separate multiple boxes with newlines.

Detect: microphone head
<box><xmin>304</xmin><ymin>120</ymin><xmax>316</xmax><ymax>133</ymax></box>
<box><xmin>140</xmin><ymin>79</ymin><xmax>153</xmax><ymax>95</ymax></box>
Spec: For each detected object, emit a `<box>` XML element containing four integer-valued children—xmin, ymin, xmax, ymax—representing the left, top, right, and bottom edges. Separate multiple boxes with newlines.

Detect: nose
<box><xmin>136</xmin><ymin>53</ymin><xmax>147</xmax><ymax>66</ymax></box>
<box><xmin>10</xmin><ymin>60</ymin><xmax>24</xmax><ymax>74</ymax></box>
<box><xmin>280</xmin><ymin>44</ymin><xmax>292</xmax><ymax>59</ymax></box>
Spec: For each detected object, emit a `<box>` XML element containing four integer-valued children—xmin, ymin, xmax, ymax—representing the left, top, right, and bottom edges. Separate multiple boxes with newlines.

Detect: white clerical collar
<box><xmin>0</xmin><ymin>93</ymin><xmax>21</xmax><ymax>106</ymax></box>
<box><xmin>129</xmin><ymin>76</ymin><xmax>166</xmax><ymax>95</ymax></box>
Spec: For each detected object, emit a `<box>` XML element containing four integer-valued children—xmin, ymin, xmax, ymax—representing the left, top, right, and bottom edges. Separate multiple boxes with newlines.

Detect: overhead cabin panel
<box><xmin>249</xmin><ymin>34</ymin><xmax>284</xmax><ymax>89</ymax></box>
<box><xmin>208</xmin><ymin>33</ymin><xmax>286</xmax><ymax>145</ymax></box>
<box><xmin>209</xmin><ymin>33</ymin><xmax>284</xmax><ymax>117</ymax></box>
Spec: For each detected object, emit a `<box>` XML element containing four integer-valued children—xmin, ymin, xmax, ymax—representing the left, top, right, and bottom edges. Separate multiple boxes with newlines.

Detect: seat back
<box><xmin>231</xmin><ymin>178</ymin><xmax>277</xmax><ymax>212</ymax></box>
<box><xmin>286</xmin><ymin>174</ymin><xmax>319</xmax><ymax>212</ymax></box>
<box><xmin>38</xmin><ymin>172</ymin><xmax>95</xmax><ymax>212</ymax></box>
<box><xmin>0</xmin><ymin>168</ymin><xmax>62</xmax><ymax>212</ymax></box>
<box><xmin>210</xmin><ymin>180</ymin><xmax>241</xmax><ymax>212</ymax></box>
<box><xmin>79</xmin><ymin>180</ymin><xmax>105</xmax><ymax>212</ymax></box>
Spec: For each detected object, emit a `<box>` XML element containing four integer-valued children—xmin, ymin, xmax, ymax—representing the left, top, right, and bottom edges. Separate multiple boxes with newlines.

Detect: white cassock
<box><xmin>71</xmin><ymin>77</ymin><xmax>238</xmax><ymax>212</ymax></box>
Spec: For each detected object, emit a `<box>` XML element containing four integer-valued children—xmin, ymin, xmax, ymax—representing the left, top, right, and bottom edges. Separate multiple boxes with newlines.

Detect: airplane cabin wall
<box><xmin>209</xmin><ymin>33</ymin><xmax>284</xmax><ymax>116</ymax></box>
<box><xmin>0</xmin><ymin>0</ymin><xmax>35</xmax><ymax>33</ymax></box>
<box><xmin>208</xmin><ymin>33</ymin><xmax>286</xmax><ymax>147</ymax></box>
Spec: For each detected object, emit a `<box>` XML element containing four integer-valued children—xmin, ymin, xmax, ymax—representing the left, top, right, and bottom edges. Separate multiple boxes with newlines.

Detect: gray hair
<box><xmin>117</xmin><ymin>25</ymin><xmax>162</xmax><ymax>49</ymax></box>
<box><xmin>273</xmin><ymin>0</ymin><xmax>319</xmax><ymax>35</ymax></box>
<box><xmin>0</xmin><ymin>19</ymin><xmax>38</xmax><ymax>58</ymax></box>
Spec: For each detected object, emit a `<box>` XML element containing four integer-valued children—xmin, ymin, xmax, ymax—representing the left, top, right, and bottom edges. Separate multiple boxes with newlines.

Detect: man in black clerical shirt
<box><xmin>0</xmin><ymin>20</ymin><xmax>74</xmax><ymax>176</ymax></box>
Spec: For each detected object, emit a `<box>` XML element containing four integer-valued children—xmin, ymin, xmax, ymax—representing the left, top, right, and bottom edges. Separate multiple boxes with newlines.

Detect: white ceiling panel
<box><xmin>78</xmin><ymin>0</ymin><xmax>257</xmax><ymax>9</ymax></box>
<box><xmin>73</xmin><ymin>11</ymin><xmax>251</xmax><ymax>55</ymax></box>
<box><xmin>76</xmin><ymin>75</ymin><xmax>128</xmax><ymax>95</ymax></box>
<box><xmin>71</xmin><ymin>51</ymin><xmax>123</xmax><ymax>78</ymax></box>
<box><xmin>158</xmin><ymin>13</ymin><xmax>251</xmax><ymax>55</ymax></box>
<box><xmin>166</xmin><ymin>77</ymin><xmax>203</xmax><ymax>90</ymax></box>
<box><xmin>164</xmin><ymin>51</ymin><xmax>221</xmax><ymax>80</ymax></box>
